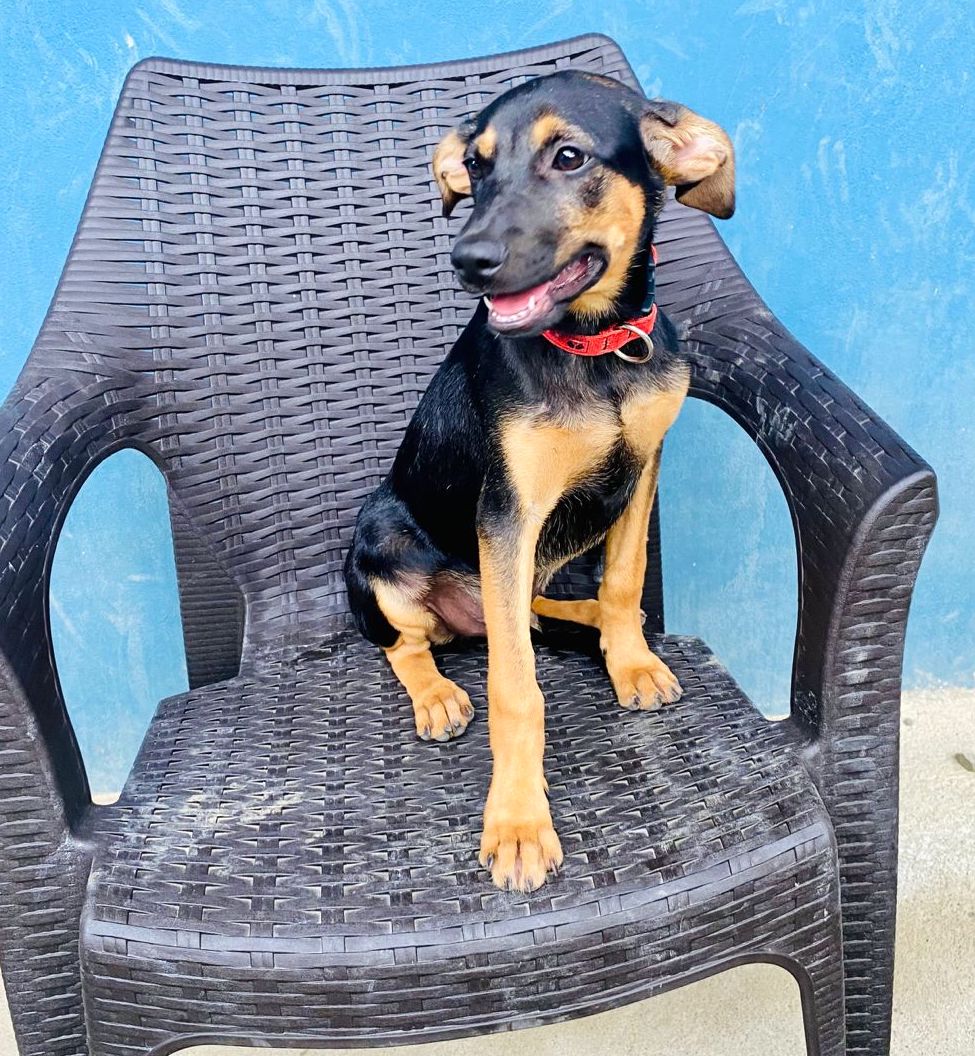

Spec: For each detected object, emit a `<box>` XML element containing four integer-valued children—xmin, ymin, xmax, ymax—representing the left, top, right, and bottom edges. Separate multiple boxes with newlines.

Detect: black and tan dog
<box><xmin>344</xmin><ymin>71</ymin><xmax>734</xmax><ymax>891</ymax></box>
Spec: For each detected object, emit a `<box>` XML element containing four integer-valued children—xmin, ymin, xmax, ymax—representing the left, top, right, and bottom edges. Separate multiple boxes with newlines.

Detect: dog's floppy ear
<box><xmin>640</xmin><ymin>100</ymin><xmax>735</xmax><ymax>219</ymax></box>
<box><xmin>432</xmin><ymin>122</ymin><xmax>475</xmax><ymax>218</ymax></box>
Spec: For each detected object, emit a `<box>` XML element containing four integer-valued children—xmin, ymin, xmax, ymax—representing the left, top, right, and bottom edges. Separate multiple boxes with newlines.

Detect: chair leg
<box><xmin>837</xmin><ymin>894</ymin><xmax>896</xmax><ymax>1056</ymax></box>
<box><xmin>766</xmin><ymin>865</ymin><xmax>847</xmax><ymax>1056</ymax></box>
<box><xmin>781</xmin><ymin>950</ymin><xmax>846</xmax><ymax>1056</ymax></box>
<box><xmin>0</xmin><ymin>866</ymin><xmax>90</xmax><ymax>1055</ymax></box>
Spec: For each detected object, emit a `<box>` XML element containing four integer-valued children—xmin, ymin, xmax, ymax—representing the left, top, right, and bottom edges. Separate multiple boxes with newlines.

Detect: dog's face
<box><xmin>433</xmin><ymin>71</ymin><xmax>735</xmax><ymax>336</ymax></box>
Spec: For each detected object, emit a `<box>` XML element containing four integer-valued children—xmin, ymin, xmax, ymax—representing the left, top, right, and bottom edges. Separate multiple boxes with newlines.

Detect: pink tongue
<box><xmin>490</xmin><ymin>256</ymin><xmax>591</xmax><ymax>316</ymax></box>
<box><xmin>489</xmin><ymin>278</ymin><xmax>554</xmax><ymax>316</ymax></box>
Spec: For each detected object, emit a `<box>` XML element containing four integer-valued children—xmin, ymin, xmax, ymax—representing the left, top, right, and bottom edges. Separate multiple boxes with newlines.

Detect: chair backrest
<box><xmin>25</xmin><ymin>35</ymin><xmax>730</xmax><ymax>631</ymax></box>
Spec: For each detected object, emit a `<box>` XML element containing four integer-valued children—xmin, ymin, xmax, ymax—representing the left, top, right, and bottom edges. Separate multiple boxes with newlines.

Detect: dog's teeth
<box><xmin>488</xmin><ymin>298</ymin><xmax>538</xmax><ymax>325</ymax></box>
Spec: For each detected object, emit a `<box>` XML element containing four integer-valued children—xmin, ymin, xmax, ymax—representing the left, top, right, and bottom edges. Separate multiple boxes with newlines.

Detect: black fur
<box><xmin>344</xmin><ymin>71</ymin><xmax>686</xmax><ymax>644</ymax></box>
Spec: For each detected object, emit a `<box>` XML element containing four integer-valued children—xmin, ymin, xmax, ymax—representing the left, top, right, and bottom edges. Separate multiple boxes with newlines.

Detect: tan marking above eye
<box><xmin>529</xmin><ymin>112</ymin><xmax>591</xmax><ymax>153</ymax></box>
<box><xmin>473</xmin><ymin>125</ymin><xmax>497</xmax><ymax>161</ymax></box>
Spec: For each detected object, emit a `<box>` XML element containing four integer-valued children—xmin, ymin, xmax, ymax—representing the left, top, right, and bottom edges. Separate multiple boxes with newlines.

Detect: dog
<box><xmin>344</xmin><ymin>70</ymin><xmax>734</xmax><ymax>892</ymax></box>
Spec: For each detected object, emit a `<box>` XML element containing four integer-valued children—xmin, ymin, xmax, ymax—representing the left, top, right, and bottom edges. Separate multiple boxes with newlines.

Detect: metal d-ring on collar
<box><xmin>614</xmin><ymin>324</ymin><xmax>655</xmax><ymax>364</ymax></box>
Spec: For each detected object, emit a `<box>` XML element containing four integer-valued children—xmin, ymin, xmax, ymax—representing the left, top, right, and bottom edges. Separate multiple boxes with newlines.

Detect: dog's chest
<box><xmin>508</xmin><ymin>382</ymin><xmax>686</xmax><ymax>481</ymax></box>
<box><xmin>509</xmin><ymin>380</ymin><xmax>687</xmax><ymax>567</ymax></box>
<box><xmin>619</xmin><ymin>384</ymin><xmax>686</xmax><ymax>460</ymax></box>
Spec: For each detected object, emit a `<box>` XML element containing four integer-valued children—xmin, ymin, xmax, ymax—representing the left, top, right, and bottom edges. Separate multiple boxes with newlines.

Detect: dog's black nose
<box><xmin>451</xmin><ymin>239</ymin><xmax>508</xmax><ymax>286</ymax></box>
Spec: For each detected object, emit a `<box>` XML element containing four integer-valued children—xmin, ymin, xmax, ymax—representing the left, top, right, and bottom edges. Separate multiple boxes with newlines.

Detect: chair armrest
<box><xmin>0</xmin><ymin>365</ymin><xmax>134</xmax><ymax>836</ymax></box>
<box><xmin>0</xmin><ymin>358</ymin><xmax>146</xmax><ymax>1054</ymax></box>
<box><xmin>684</xmin><ymin>303</ymin><xmax>938</xmax><ymax>749</ymax></box>
<box><xmin>675</xmin><ymin>255</ymin><xmax>938</xmax><ymax>1052</ymax></box>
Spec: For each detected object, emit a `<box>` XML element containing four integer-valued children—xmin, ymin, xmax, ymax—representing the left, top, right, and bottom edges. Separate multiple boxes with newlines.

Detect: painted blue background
<box><xmin>1</xmin><ymin>2</ymin><xmax>971</xmax><ymax>794</ymax></box>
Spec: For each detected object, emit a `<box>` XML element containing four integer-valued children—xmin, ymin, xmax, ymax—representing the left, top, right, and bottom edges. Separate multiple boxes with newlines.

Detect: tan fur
<box><xmin>432</xmin><ymin>128</ymin><xmax>472</xmax><ymax>214</ymax></box>
<box><xmin>555</xmin><ymin>105</ymin><xmax>734</xmax><ymax>322</ymax></box>
<box><xmin>529</xmin><ymin>113</ymin><xmax>591</xmax><ymax>152</ymax></box>
<box><xmin>620</xmin><ymin>368</ymin><xmax>689</xmax><ymax>458</ymax></box>
<box><xmin>531</xmin><ymin>597</ymin><xmax>601</xmax><ymax>626</ymax></box>
<box><xmin>603</xmin><ymin>374</ymin><xmax>688</xmax><ymax>709</ymax></box>
<box><xmin>532</xmin><ymin>372</ymin><xmax>690</xmax><ymax>710</ymax></box>
<box><xmin>478</xmin><ymin>411</ymin><xmax>619</xmax><ymax>890</ymax></box>
<box><xmin>373</xmin><ymin>579</ymin><xmax>474</xmax><ymax>741</ymax></box>
<box><xmin>478</xmin><ymin>520</ymin><xmax>559</xmax><ymax>891</ymax></box>
<box><xmin>473</xmin><ymin>125</ymin><xmax>497</xmax><ymax>160</ymax></box>
<box><xmin>502</xmin><ymin>411</ymin><xmax>619</xmax><ymax>520</ymax></box>
<box><xmin>597</xmin><ymin>450</ymin><xmax>683</xmax><ymax>710</ymax></box>
<box><xmin>565</xmin><ymin>172</ymin><xmax>647</xmax><ymax>321</ymax></box>
<box><xmin>641</xmin><ymin>105</ymin><xmax>735</xmax><ymax>219</ymax></box>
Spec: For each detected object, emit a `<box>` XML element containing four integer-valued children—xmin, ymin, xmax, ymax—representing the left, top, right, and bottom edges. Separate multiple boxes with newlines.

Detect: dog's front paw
<box><xmin>607</xmin><ymin>647</ymin><xmax>682</xmax><ymax>711</ymax></box>
<box><xmin>479</xmin><ymin>787</ymin><xmax>563</xmax><ymax>892</ymax></box>
<box><xmin>413</xmin><ymin>679</ymin><xmax>474</xmax><ymax>741</ymax></box>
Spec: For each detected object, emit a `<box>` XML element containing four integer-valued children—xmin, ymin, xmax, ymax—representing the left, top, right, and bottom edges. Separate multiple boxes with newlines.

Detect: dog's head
<box><xmin>433</xmin><ymin>71</ymin><xmax>734</xmax><ymax>336</ymax></box>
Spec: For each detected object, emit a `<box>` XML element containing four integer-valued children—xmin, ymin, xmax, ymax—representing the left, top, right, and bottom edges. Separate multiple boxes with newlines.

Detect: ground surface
<box><xmin>2</xmin><ymin>688</ymin><xmax>972</xmax><ymax>1055</ymax></box>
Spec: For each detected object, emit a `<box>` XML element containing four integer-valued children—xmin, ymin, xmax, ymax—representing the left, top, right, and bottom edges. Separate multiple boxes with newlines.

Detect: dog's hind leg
<box><xmin>597</xmin><ymin>447</ymin><xmax>682</xmax><ymax>711</ymax></box>
<box><xmin>373</xmin><ymin>581</ymin><xmax>475</xmax><ymax>742</ymax></box>
<box><xmin>530</xmin><ymin>597</ymin><xmax>601</xmax><ymax>627</ymax></box>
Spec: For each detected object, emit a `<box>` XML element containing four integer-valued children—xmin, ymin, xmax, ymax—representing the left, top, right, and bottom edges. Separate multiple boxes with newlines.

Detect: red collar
<box><xmin>541</xmin><ymin>302</ymin><xmax>658</xmax><ymax>357</ymax></box>
<box><xmin>541</xmin><ymin>245</ymin><xmax>659</xmax><ymax>359</ymax></box>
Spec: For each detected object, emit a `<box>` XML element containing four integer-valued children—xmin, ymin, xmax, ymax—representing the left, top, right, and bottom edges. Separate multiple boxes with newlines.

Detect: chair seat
<box><xmin>81</xmin><ymin>627</ymin><xmax>838</xmax><ymax>1053</ymax></box>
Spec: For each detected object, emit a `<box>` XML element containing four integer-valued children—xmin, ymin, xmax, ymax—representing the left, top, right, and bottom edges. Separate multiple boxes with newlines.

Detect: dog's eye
<box><xmin>552</xmin><ymin>145</ymin><xmax>587</xmax><ymax>172</ymax></box>
<box><xmin>464</xmin><ymin>156</ymin><xmax>483</xmax><ymax>180</ymax></box>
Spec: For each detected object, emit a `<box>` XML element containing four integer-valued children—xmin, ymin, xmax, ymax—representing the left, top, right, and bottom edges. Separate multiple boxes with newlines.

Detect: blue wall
<box><xmin>2</xmin><ymin>2</ymin><xmax>971</xmax><ymax>793</ymax></box>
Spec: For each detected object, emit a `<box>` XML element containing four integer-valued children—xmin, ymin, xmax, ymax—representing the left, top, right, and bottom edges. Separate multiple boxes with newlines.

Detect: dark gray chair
<box><xmin>0</xmin><ymin>35</ymin><xmax>936</xmax><ymax>1056</ymax></box>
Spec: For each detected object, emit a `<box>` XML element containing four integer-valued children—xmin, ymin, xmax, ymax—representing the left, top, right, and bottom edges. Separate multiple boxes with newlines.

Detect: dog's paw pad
<box><xmin>479</xmin><ymin>820</ymin><xmax>563</xmax><ymax>892</ymax></box>
<box><xmin>414</xmin><ymin>681</ymin><xmax>474</xmax><ymax>742</ymax></box>
<box><xmin>612</xmin><ymin>656</ymin><xmax>682</xmax><ymax>712</ymax></box>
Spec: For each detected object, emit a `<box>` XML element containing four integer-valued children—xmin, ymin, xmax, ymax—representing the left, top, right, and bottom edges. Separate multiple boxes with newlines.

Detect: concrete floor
<box><xmin>2</xmin><ymin>688</ymin><xmax>972</xmax><ymax>1055</ymax></box>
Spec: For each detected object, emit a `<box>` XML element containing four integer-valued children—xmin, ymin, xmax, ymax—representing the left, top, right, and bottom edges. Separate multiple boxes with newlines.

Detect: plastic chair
<box><xmin>0</xmin><ymin>35</ymin><xmax>937</xmax><ymax>1056</ymax></box>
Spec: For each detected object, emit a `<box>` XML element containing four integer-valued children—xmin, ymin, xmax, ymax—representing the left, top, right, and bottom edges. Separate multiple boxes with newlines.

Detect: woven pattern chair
<box><xmin>0</xmin><ymin>35</ymin><xmax>936</xmax><ymax>1056</ymax></box>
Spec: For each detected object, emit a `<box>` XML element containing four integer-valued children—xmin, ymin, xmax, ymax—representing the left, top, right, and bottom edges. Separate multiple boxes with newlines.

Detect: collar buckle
<box><xmin>614</xmin><ymin>324</ymin><xmax>655</xmax><ymax>364</ymax></box>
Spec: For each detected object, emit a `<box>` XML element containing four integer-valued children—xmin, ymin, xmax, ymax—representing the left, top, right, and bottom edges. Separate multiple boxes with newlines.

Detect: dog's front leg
<box><xmin>477</xmin><ymin>506</ymin><xmax>562</xmax><ymax>892</ymax></box>
<box><xmin>475</xmin><ymin>416</ymin><xmax>616</xmax><ymax>890</ymax></box>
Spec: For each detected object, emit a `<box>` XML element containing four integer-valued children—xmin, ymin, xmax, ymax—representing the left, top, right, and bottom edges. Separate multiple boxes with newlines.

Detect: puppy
<box><xmin>344</xmin><ymin>70</ymin><xmax>734</xmax><ymax>891</ymax></box>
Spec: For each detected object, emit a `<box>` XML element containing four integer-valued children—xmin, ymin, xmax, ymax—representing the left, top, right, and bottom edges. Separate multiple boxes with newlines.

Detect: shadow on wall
<box><xmin>50</xmin><ymin>449</ymin><xmax>188</xmax><ymax>796</ymax></box>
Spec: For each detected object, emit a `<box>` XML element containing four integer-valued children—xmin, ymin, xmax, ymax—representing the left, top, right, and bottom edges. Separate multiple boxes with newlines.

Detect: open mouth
<box><xmin>484</xmin><ymin>251</ymin><xmax>606</xmax><ymax>335</ymax></box>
